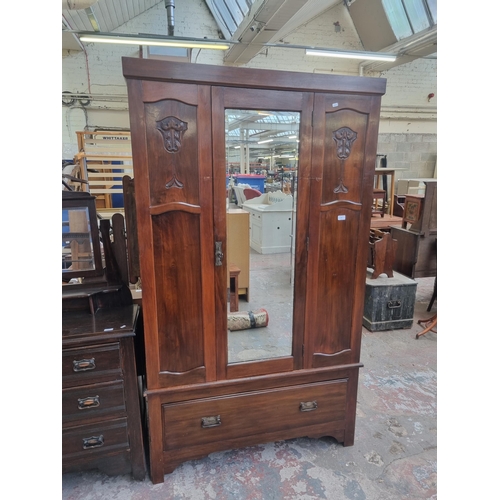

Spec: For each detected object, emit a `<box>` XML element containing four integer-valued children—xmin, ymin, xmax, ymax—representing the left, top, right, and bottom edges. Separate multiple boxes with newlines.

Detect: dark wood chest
<box><xmin>62</xmin><ymin>304</ymin><xmax>146</xmax><ymax>479</ymax></box>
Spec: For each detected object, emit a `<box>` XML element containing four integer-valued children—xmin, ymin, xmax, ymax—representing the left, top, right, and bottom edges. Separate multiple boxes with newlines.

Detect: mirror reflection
<box><xmin>62</xmin><ymin>206</ymin><xmax>95</xmax><ymax>273</ymax></box>
<box><xmin>225</xmin><ymin>109</ymin><xmax>300</xmax><ymax>364</ymax></box>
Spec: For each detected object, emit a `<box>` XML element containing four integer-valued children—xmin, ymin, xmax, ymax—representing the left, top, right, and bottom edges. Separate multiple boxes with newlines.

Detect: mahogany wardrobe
<box><xmin>122</xmin><ymin>57</ymin><xmax>386</xmax><ymax>484</ymax></box>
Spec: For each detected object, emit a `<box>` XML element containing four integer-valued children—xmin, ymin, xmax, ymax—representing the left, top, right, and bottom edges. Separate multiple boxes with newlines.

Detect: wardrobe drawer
<box><xmin>62</xmin><ymin>381</ymin><xmax>126</xmax><ymax>424</ymax></box>
<box><xmin>162</xmin><ymin>380</ymin><xmax>347</xmax><ymax>451</ymax></box>
<box><xmin>62</xmin><ymin>343</ymin><xmax>121</xmax><ymax>384</ymax></box>
<box><xmin>62</xmin><ymin>418</ymin><xmax>129</xmax><ymax>458</ymax></box>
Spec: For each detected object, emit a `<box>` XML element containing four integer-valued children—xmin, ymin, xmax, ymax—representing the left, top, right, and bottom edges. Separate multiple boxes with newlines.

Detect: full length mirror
<box><xmin>225</xmin><ymin>109</ymin><xmax>300</xmax><ymax>364</ymax></box>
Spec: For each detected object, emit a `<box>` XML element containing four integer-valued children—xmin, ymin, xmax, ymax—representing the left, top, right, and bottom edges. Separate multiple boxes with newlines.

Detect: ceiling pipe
<box><xmin>63</xmin><ymin>1</ymin><xmax>98</xmax><ymax>9</ymax></box>
<box><xmin>165</xmin><ymin>0</ymin><xmax>175</xmax><ymax>37</ymax></box>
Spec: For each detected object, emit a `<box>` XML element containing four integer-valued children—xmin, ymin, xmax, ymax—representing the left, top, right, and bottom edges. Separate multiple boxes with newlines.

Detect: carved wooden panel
<box><xmin>306</xmin><ymin>94</ymin><xmax>377</xmax><ymax>369</ymax></box>
<box><xmin>321</xmin><ymin>109</ymin><xmax>368</xmax><ymax>205</ymax></box>
<box><xmin>127</xmin><ymin>81</ymin><xmax>215</xmax><ymax>389</ymax></box>
<box><xmin>144</xmin><ymin>101</ymin><xmax>199</xmax><ymax>208</ymax></box>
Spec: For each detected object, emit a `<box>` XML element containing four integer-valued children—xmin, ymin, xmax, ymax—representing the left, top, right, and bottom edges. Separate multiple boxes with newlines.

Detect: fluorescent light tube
<box><xmin>257</xmin><ymin>139</ymin><xmax>273</xmax><ymax>144</ymax></box>
<box><xmin>78</xmin><ymin>34</ymin><xmax>230</xmax><ymax>50</ymax></box>
<box><xmin>305</xmin><ymin>49</ymin><xmax>397</xmax><ymax>62</ymax></box>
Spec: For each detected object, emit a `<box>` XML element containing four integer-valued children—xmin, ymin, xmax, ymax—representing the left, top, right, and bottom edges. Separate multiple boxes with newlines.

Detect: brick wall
<box><xmin>62</xmin><ymin>0</ymin><xmax>437</xmax><ymax>178</ymax></box>
<box><xmin>377</xmin><ymin>133</ymin><xmax>437</xmax><ymax>182</ymax></box>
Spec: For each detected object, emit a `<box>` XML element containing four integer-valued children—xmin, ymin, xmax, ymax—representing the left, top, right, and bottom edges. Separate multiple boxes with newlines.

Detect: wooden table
<box><xmin>374</xmin><ymin>168</ymin><xmax>406</xmax><ymax>216</ymax></box>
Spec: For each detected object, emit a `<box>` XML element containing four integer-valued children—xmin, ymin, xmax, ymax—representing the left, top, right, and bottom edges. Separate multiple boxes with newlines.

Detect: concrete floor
<box><xmin>62</xmin><ymin>277</ymin><xmax>437</xmax><ymax>500</ymax></box>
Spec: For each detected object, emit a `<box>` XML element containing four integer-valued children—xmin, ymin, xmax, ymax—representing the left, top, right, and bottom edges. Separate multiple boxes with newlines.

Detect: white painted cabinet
<box><xmin>242</xmin><ymin>191</ymin><xmax>294</xmax><ymax>254</ymax></box>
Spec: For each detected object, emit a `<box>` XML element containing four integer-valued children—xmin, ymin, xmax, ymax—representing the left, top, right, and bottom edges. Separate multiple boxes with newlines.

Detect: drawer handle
<box><xmin>299</xmin><ymin>401</ymin><xmax>318</xmax><ymax>412</ymax></box>
<box><xmin>77</xmin><ymin>396</ymin><xmax>100</xmax><ymax>410</ymax></box>
<box><xmin>82</xmin><ymin>435</ymin><xmax>104</xmax><ymax>449</ymax></box>
<box><xmin>72</xmin><ymin>358</ymin><xmax>96</xmax><ymax>372</ymax></box>
<box><xmin>201</xmin><ymin>415</ymin><xmax>221</xmax><ymax>428</ymax></box>
<box><xmin>387</xmin><ymin>300</ymin><xmax>401</xmax><ymax>309</ymax></box>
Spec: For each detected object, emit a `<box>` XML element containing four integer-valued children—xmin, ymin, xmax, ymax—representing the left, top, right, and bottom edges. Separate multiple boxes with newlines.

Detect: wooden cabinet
<box><xmin>62</xmin><ymin>305</ymin><xmax>146</xmax><ymax>480</ymax></box>
<box><xmin>391</xmin><ymin>181</ymin><xmax>437</xmax><ymax>278</ymax></box>
<box><xmin>122</xmin><ymin>57</ymin><xmax>386</xmax><ymax>484</ymax></box>
<box><xmin>242</xmin><ymin>191</ymin><xmax>294</xmax><ymax>254</ymax></box>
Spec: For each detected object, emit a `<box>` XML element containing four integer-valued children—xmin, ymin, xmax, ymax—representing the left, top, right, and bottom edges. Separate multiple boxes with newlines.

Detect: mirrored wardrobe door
<box><xmin>213</xmin><ymin>87</ymin><xmax>314</xmax><ymax>380</ymax></box>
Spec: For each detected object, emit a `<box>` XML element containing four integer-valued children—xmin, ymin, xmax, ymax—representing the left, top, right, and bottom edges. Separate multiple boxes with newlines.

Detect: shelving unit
<box><xmin>74</xmin><ymin>130</ymin><xmax>133</xmax><ymax>209</ymax></box>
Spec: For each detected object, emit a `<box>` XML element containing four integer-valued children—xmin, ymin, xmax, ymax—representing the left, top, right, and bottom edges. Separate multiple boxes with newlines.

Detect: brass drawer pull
<box><xmin>78</xmin><ymin>396</ymin><xmax>100</xmax><ymax>410</ymax></box>
<box><xmin>299</xmin><ymin>401</ymin><xmax>318</xmax><ymax>412</ymax></box>
<box><xmin>82</xmin><ymin>435</ymin><xmax>104</xmax><ymax>449</ymax></box>
<box><xmin>73</xmin><ymin>358</ymin><xmax>96</xmax><ymax>372</ymax></box>
<box><xmin>201</xmin><ymin>415</ymin><xmax>221</xmax><ymax>428</ymax></box>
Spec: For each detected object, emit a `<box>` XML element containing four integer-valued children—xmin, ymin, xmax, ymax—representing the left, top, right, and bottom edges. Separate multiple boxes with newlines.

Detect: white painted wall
<box><xmin>62</xmin><ymin>0</ymin><xmax>437</xmax><ymax>178</ymax></box>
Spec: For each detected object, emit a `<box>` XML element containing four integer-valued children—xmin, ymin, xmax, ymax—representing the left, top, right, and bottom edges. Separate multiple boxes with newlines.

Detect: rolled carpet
<box><xmin>228</xmin><ymin>308</ymin><xmax>269</xmax><ymax>331</ymax></box>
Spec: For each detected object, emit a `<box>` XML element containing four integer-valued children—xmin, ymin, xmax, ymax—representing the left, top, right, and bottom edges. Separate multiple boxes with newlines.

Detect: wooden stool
<box><xmin>229</xmin><ymin>264</ymin><xmax>241</xmax><ymax>312</ymax></box>
<box><xmin>372</xmin><ymin>188</ymin><xmax>386</xmax><ymax>217</ymax></box>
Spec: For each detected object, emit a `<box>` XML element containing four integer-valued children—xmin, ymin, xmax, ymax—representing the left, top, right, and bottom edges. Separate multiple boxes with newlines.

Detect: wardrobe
<box><xmin>122</xmin><ymin>57</ymin><xmax>386</xmax><ymax>484</ymax></box>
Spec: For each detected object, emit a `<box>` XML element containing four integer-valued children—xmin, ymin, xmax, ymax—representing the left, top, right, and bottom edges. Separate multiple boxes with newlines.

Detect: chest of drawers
<box><xmin>62</xmin><ymin>304</ymin><xmax>146</xmax><ymax>479</ymax></box>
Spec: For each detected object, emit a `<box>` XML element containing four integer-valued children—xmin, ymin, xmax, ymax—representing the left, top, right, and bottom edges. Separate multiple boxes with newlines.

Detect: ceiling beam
<box><xmin>224</xmin><ymin>0</ymin><xmax>342</xmax><ymax>65</ymax></box>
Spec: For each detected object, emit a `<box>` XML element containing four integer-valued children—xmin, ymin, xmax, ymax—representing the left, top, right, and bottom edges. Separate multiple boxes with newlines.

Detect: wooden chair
<box><xmin>372</xmin><ymin>188</ymin><xmax>386</xmax><ymax>217</ymax></box>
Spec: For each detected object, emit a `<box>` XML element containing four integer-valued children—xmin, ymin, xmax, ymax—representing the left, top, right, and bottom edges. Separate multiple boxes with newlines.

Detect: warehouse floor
<box><xmin>62</xmin><ymin>272</ymin><xmax>437</xmax><ymax>500</ymax></box>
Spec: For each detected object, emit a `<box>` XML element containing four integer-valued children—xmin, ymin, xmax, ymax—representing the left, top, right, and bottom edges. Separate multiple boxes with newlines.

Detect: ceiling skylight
<box><xmin>382</xmin><ymin>0</ymin><xmax>436</xmax><ymax>41</ymax></box>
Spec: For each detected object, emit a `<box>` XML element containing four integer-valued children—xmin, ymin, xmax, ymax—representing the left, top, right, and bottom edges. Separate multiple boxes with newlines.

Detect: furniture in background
<box><xmin>390</xmin><ymin>181</ymin><xmax>437</xmax><ymax>279</ymax></box>
<box><xmin>393</xmin><ymin>179</ymin><xmax>435</xmax><ymax>218</ymax></box>
<box><xmin>363</xmin><ymin>269</ymin><xmax>417</xmax><ymax>332</ymax></box>
<box><xmin>427</xmin><ymin>277</ymin><xmax>437</xmax><ymax>312</ymax></box>
<box><xmin>373</xmin><ymin>168</ymin><xmax>406</xmax><ymax>216</ymax></box>
<box><xmin>74</xmin><ymin>130</ymin><xmax>133</xmax><ymax>210</ymax></box>
<box><xmin>229</xmin><ymin>264</ymin><xmax>240</xmax><ymax>312</ymax></box>
<box><xmin>243</xmin><ymin>187</ymin><xmax>262</xmax><ymax>200</ymax></box>
<box><xmin>416</xmin><ymin>314</ymin><xmax>437</xmax><ymax>339</ymax></box>
<box><xmin>402</xmin><ymin>194</ymin><xmax>424</xmax><ymax>229</ymax></box>
<box><xmin>62</xmin><ymin>190</ymin><xmax>146</xmax><ymax>480</ymax></box>
<box><xmin>416</xmin><ymin>277</ymin><xmax>437</xmax><ymax>339</ymax></box>
<box><xmin>227</xmin><ymin>209</ymin><xmax>250</xmax><ymax>301</ymax></box>
<box><xmin>62</xmin><ymin>304</ymin><xmax>146</xmax><ymax>479</ymax></box>
<box><xmin>372</xmin><ymin>188</ymin><xmax>386</xmax><ymax>217</ymax></box>
<box><xmin>123</xmin><ymin>57</ymin><xmax>386</xmax><ymax>484</ymax></box>
<box><xmin>242</xmin><ymin>191</ymin><xmax>294</xmax><ymax>254</ymax></box>
<box><xmin>393</xmin><ymin>194</ymin><xmax>406</xmax><ymax>217</ymax></box>
<box><xmin>231</xmin><ymin>183</ymin><xmax>252</xmax><ymax>206</ymax></box>
<box><xmin>122</xmin><ymin>175</ymin><xmax>141</xmax><ymax>288</ymax></box>
<box><xmin>368</xmin><ymin>230</ymin><xmax>398</xmax><ymax>279</ymax></box>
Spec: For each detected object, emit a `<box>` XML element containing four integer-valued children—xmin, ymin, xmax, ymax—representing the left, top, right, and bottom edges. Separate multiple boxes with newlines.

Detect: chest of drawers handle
<box><xmin>201</xmin><ymin>415</ymin><xmax>221</xmax><ymax>428</ymax></box>
<box><xmin>77</xmin><ymin>396</ymin><xmax>100</xmax><ymax>410</ymax></box>
<box><xmin>82</xmin><ymin>435</ymin><xmax>104</xmax><ymax>449</ymax></box>
<box><xmin>299</xmin><ymin>401</ymin><xmax>318</xmax><ymax>412</ymax></box>
<box><xmin>72</xmin><ymin>358</ymin><xmax>96</xmax><ymax>372</ymax></box>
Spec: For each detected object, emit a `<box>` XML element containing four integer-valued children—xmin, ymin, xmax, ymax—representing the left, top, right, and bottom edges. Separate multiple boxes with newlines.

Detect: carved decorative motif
<box><xmin>156</xmin><ymin>116</ymin><xmax>188</xmax><ymax>153</ymax></box>
<box><xmin>333</xmin><ymin>127</ymin><xmax>357</xmax><ymax>159</ymax></box>
<box><xmin>332</xmin><ymin>126</ymin><xmax>358</xmax><ymax>194</ymax></box>
<box><xmin>156</xmin><ymin>116</ymin><xmax>188</xmax><ymax>189</ymax></box>
<box><xmin>165</xmin><ymin>176</ymin><xmax>184</xmax><ymax>189</ymax></box>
